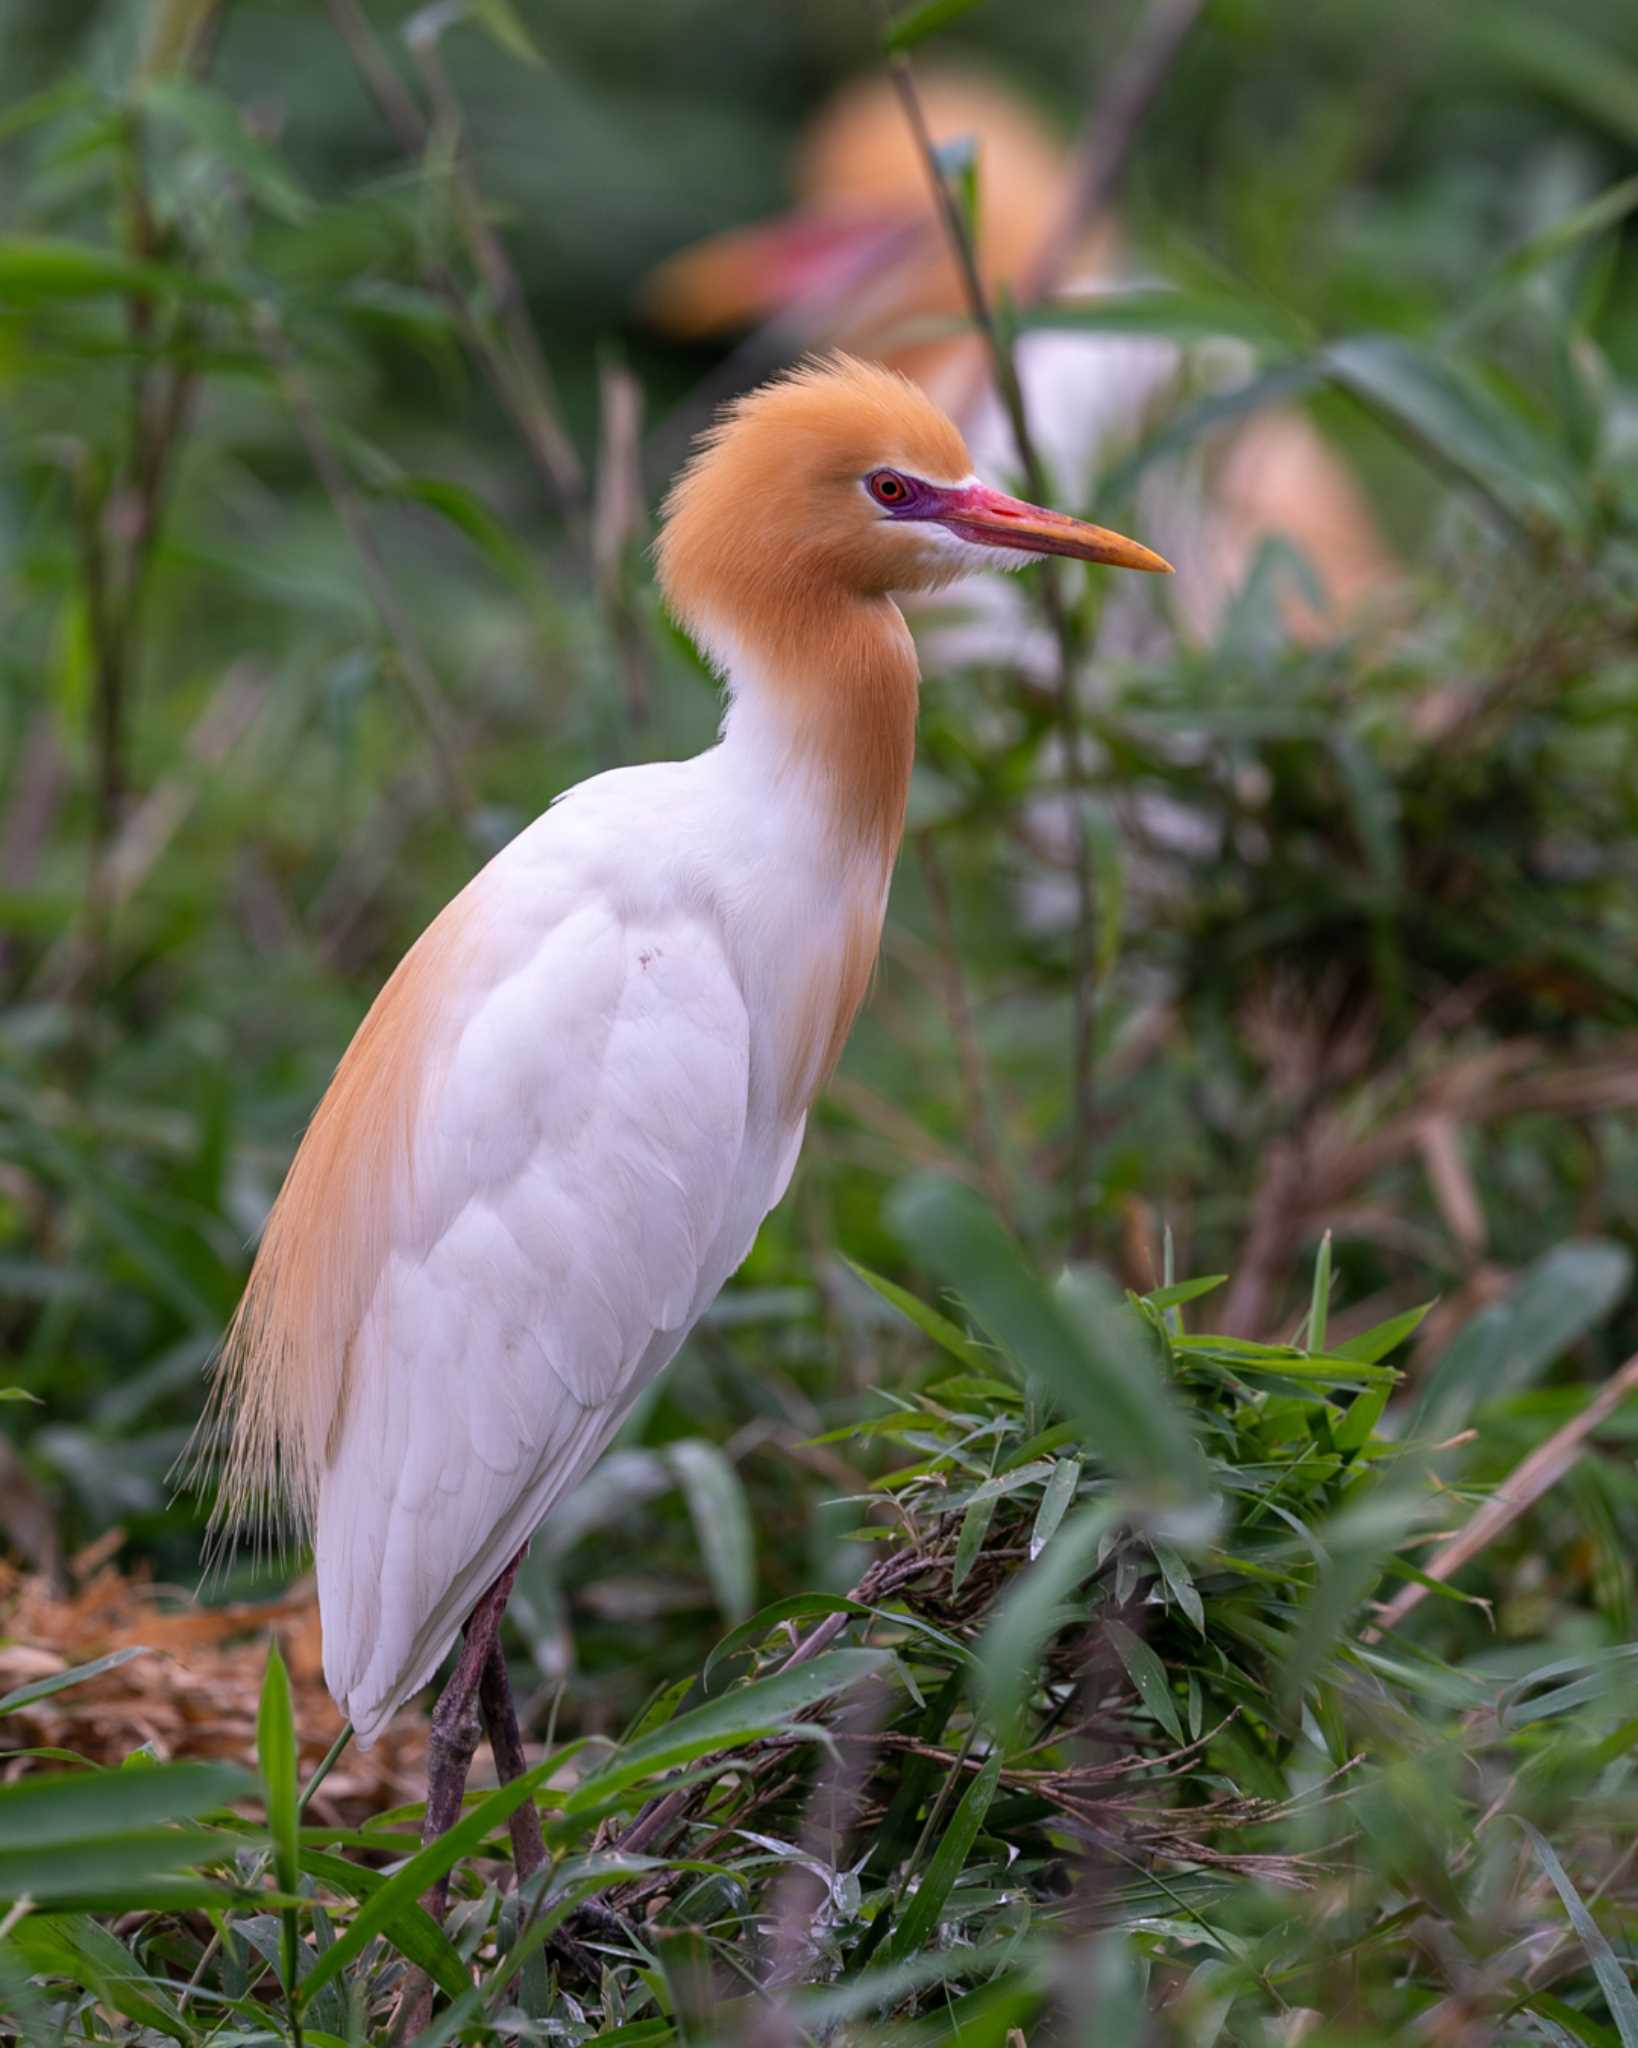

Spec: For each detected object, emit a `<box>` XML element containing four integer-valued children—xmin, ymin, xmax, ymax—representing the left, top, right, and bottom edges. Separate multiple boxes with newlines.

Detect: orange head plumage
<box><xmin>655</xmin><ymin>354</ymin><xmax>1168</xmax><ymax>864</ymax></box>
<box><xmin>656</xmin><ymin>354</ymin><xmax>1167</xmax><ymax>669</ymax></box>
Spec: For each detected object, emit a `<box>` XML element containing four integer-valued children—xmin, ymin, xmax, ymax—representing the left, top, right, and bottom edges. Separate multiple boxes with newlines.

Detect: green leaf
<box><xmin>890</xmin><ymin>1176</ymin><xmax>1212</xmax><ymax>1511</ymax></box>
<box><xmin>1474</xmin><ymin>7</ymin><xmax>1638</xmax><ymax>148</ymax></box>
<box><xmin>703</xmin><ymin>1595</ymin><xmax>869</xmax><ymax>1690</ymax></box>
<box><xmin>953</xmin><ymin>1493</ymin><xmax>996</xmax><ymax>1595</ymax></box>
<box><xmin>1514</xmin><ymin>1819</ymin><xmax>1638</xmax><ymax>2045</ymax></box>
<box><xmin>1332</xmin><ymin>1303</ymin><xmax>1431</xmax><ymax>1366</ymax></box>
<box><xmin>1142</xmin><ymin>1277</ymin><xmax>1228</xmax><ymax>1312</ymax></box>
<box><xmin>297</xmin><ymin>1848</ymin><xmax>470</xmax><ymax>2005</ymax></box>
<box><xmin>1022</xmin><ymin>287</ymin><xmax>1308</xmax><ymax>353</ymax></box>
<box><xmin>558</xmin><ymin>1648</ymin><xmax>893</xmax><ymax>1819</ymax></box>
<box><xmin>297</xmin><ymin>1747</ymin><xmax>569</xmax><ymax>2006</ymax></box>
<box><xmin>1498</xmin><ymin>174</ymin><xmax>1638</xmax><ymax>283</ymax></box>
<box><xmin>5</xmin><ymin>1912</ymin><xmax>194</xmax><ymax>2042</ymax></box>
<box><xmin>845</xmin><ymin>1257</ymin><xmax>998</xmax><ymax>1374</ymax></box>
<box><xmin>139</xmin><ymin>79</ymin><xmax>312</xmax><ymax>222</ymax></box>
<box><xmin>0</xmin><ymin>1758</ymin><xmax>252</xmax><ymax>1848</ymax></box>
<box><xmin>0</xmin><ymin>1386</ymin><xmax>42</xmax><ymax>1402</ymax></box>
<box><xmin>1322</xmin><ymin>333</ymin><xmax>1579</xmax><ymax>530</ymax></box>
<box><xmin>0</xmin><ymin>235</ymin><xmax>244</xmax><ymax>306</ymax></box>
<box><xmin>389</xmin><ymin>476</ymin><xmax>546</xmax><ymax>596</ymax></box>
<box><xmin>1152</xmin><ymin>1540</ymin><xmax>1205</xmax><ymax>1633</ymax></box>
<box><xmin>0</xmin><ymin>1830</ymin><xmax>237</xmax><ymax>1909</ymax></box>
<box><xmin>257</xmin><ymin>1642</ymin><xmax>300</xmax><ymax>1896</ymax></box>
<box><xmin>1280</xmin><ymin>1483</ymin><xmax>1434</xmax><ymax>1711</ymax></box>
<box><xmin>471</xmin><ymin>0</ymin><xmax>546</xmax><ymax>67</ymax></box>
<box><xmin>1104</xmin><ymin>1618</ymin><xmax>1185</xmax><ymax>1746</ymax></box>
<box><xmin>1500</xmin><ymin>1646</ymin><xmax>1638</xmax><ymax>1730</ymax></box>
<box><xmin>0</xmin><ymin>79</ymin><xmax>93</xmax><ymax>146</ymax></box>
<box><xmin>1415</xmin><ymin>1240</ymin><xmax>1633</xmax><ymax>1437</ymax></box>
<box><xmin>667</xmin><ymin>1438</ymin><xmax>755</xmax><ymax>1625</ymax></box>
<box><xmin>1334</xmin><ymin>1384</ymin><xmax>1390</xmax><ymax>1454</ymax></box>
<box><xmin>978</xmin><ymin>1498</ymin><xmax>1123</xmax><ymax>1736</ymax></box>
<box><xmin>1307</xmin><ymin>1232</ymin><xmax>1334</xmax><ymax>1354</ymax></box>
<box><xmin>883</xmin><ymin>1749</ymin><xmax>1002</xmax><ymax>1961</ymax></box>
<box><xmin>257</xmin><ymin>1639</ymin><xmax>303</xmax><ymax>2011</ymax></box>
<box><xmin>1029</xmin><ymin>1457</ymin><xmax>1081</xmax><ymax>1560</ymax></box>
<box><xmin>883</xmin><ymin>0</ymin><xmax>991</xmax><ymax>53</ymax></box>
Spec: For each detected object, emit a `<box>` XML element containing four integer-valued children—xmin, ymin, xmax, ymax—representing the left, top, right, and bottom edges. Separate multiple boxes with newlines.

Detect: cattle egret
<box><xmin>205</xmin><ymin>355</ymin><xmax>1170</xmax><ymax>1901</ymax></box>
<box><xmin>647</xmin><ymin>70</ymin><xmax>1394</xmax><ymax>650</ymax></box>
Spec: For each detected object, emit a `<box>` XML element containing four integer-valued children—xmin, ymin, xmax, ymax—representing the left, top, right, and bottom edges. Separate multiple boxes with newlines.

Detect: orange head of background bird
<box><xmin>641</xmin><ymin>71</ymin><xmax>1097</xmax><ymax>382</ymax></box>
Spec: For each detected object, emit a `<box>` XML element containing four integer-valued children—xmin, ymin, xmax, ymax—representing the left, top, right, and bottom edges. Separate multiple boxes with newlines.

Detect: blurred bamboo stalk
<box><xmin>916</xmin><ymin>832</ymin><xmax>1017</xmax><ymax>1230</ymax></box>
<box><xmin>324</xmin><ymin>0</ymin><xmax>586</xmax><ymax>519</ymax></box>
<box><xmin>67</xmin><ymin>12</ymin><xmax>222</xmax><ymax>992</ymax></box>
<box><xmin>139</xmin><ymin>0</ymin><xmax>224</xmax><ymax>81</ymax></box>
<box><xmin>31</xmin><ymin>666</ymin><xmax>273</xmax><ymax>1004</ymax></box>
<box><xmin>885</xmin><ymin>0</ymin><xmax>1207</xmax><ymax>1259</ymax></box>
<box><xmin>1020</xmin><ymin>0</ymin><xmax>1209</xmax><ymax>306</ymax></box>
<box><xmin>878</xmin><ymin>40</ymin><xmax>1090</xmax><ymax>1253</ymax></box>
<box><xmin>254</xmin><ymin>307</ymin><xmax>479</xmax><ymax>826</ymax></box>
<box><xmin>593</xmin><ymin>360</ymin><xmax>652</xmax><ymax>728</ymax></box>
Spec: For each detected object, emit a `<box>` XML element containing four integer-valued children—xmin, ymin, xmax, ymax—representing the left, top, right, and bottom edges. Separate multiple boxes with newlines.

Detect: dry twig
<box><xmin>1364</xmin><ymin>1349</ymin><xmax>1638</xmax><ymax>1642</ymax></box>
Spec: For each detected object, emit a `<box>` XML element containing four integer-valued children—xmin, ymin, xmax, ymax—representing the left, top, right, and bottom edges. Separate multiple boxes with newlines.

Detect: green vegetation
<box><xmin>4</xmin><ymin>0</ymin><xmax>1638</xmax><ymax>2039</ymax></box>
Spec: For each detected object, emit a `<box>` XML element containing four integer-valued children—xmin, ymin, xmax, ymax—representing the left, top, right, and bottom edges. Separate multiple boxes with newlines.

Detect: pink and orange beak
<box><xmin>932</xmin><ymin>481</ymin><xmax>1172</xmax><ymax>574</ymax></box>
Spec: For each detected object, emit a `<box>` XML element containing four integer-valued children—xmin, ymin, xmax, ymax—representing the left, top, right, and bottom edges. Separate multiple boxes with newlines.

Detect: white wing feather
<box><xmin>317</xmin><ymin>799</ymin><xmax>756</xmax><ymax>1743</ymax></box>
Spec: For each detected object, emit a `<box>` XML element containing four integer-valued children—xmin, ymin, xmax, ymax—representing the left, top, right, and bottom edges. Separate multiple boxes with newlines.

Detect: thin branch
<box><xmin>880</xmin><ymin>39</ymin><xmax>1101</xmax><ymax>1254</ymax></box>
<box><xmin>880</xmin><ymin>48</ymin><xmax>1051</xmax><ymax>505</ymax></box>
<box><xmin>1020</xmin><ymin>0</ymin><xmax>1209</xmax><ymax>307</ymax></box>
<box><xmin>325</xmin><ymin>0</ymin><xmax>426</xmax><ymax>153</ymax></box>
<box><xmin>405</xmin><ymin>20</ymin><xmax>586</xmax><ymax>507</ymax></box>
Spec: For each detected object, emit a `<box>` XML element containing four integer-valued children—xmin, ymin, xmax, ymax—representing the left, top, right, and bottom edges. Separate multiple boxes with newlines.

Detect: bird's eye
<box><xmin>868</xmin><ymin>469</ymin><xmax>910</xmax><ymax>507</ymax></box>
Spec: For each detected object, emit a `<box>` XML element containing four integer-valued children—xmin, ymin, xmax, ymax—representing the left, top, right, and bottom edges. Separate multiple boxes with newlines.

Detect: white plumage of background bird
<box><xmin>203</xmin><ymin>354</ymin><xmax>1168</xmax><ymax>1893</ymax></box>
<box><xmin>646</xmin><ymin>69</ymin><xmax>1397</xmax><ymax>663</ymax></box>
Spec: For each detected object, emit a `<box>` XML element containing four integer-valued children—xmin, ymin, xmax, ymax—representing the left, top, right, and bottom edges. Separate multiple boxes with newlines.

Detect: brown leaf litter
<box><xmin>0</xmin><ymin>1542</ymin><xmax>426</xmax><ymax>1823</ymax></box>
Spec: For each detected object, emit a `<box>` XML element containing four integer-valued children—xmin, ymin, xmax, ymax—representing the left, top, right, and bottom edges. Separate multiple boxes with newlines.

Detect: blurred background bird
<box><xmin>645</xmin><ymin>68</ymin><xmax>1398</xmax><ymax>660</ymax></box>
<box><xmin>203</xmin><ymin>355</ymin><xmax>1168</xmax><ymax>1938</ymax></box>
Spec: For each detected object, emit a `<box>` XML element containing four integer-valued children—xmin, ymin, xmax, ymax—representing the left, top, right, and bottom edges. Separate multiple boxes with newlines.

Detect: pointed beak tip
<box><xmin>940</xmin><ymin>485</ymin><xmax>1172</xmax><ymax>576</ymax></box>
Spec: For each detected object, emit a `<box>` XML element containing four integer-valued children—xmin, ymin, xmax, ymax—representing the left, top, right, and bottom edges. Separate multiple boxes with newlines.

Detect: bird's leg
<box><xmin>476</xmin><ymin>1639</ymin><xmax>546</xmax><ymax>1889</ymax></box>
<box><xmin>477</xmin><ymin>1637</ymin><xmax>627</xmax><ymax>1979</ymax></box>
<box><xmin>398</xmin><ymin>1553</ymin><xmax>532</xmax><ymax>2039</ymax></box>
<box><xmin>417</xmin><ymin>1548</ymin><xmax>527</xmax><ymax>1925</ymax></box>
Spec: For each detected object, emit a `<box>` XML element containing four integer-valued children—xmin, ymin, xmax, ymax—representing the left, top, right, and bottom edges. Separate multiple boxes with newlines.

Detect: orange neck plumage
<box><xmin>712</xmin><ymin>592</ymin><xmax>920</xmax><ymax>869</ymax></box>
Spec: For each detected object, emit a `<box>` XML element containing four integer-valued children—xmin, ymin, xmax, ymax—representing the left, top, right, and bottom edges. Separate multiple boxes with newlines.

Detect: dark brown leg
<box><xmin>477</xmin><ymin>1640</ymin><xmax>546</xmax><ymax>1889</ymax></box>
<box><xmin>397</xmin><ymin>1549</ymin><xmax>528</xmax><ymax>2038</ymax></box>
<box><xmin>417</xmin><ymin>1550</ymin><xmax>525</xmax><ymax>1921</ymax></box>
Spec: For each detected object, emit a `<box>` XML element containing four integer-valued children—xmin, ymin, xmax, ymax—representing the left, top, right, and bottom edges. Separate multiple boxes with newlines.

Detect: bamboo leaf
<box><xmin>558</xmin><ymin>1648</ymin><xmax>893</xmax><ymax>1817</ymax></box>
<box><xmin>1104</xmin><ymin>1618</ymin><xmax>1185</xmax><ymax>1745</ymax></box>
<box><xmin>890</xmin><ymin>1175</ymin><xmax>1212</xmax><ymax>1510</ymax></box>
<box><xmin>0</xmin><ymin>235</ymin><xmax>244</xmax><ymax>305</ymax></box>
<box><xmin>882</xmin><ymin>1749</ymin><xmax>1002</xmax><ymax>1961</ymax></box>
<box><xmin>1515</xmin><ymin>1820</ymin><xmax>1638</xmax><ymax>2045</ymax></box>
<box><xmin>883</xmin><ymin>0</ymin><xmax>991</xmax><ymax>53</ymax></box>
<box><xmin>845</xmin><ymin>1258</ymin><xmax>998</xmax><ymax>1375</ymax></box>
<box><xmin>1029</xmin><ymin>1457</ymin><xmax>1081</xmax><ymax>1560</ymax></box>
<box><xmin>667</xmin><ymin>1437</ymin><xmax>756</xmax><ymax>1625</ymax></box>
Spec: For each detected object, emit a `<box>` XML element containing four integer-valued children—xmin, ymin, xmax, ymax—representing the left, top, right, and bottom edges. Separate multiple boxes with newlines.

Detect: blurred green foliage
<box><xmin>3</xmin><ymin>0</ymin><xmax>1638</xmax><ymax>2036</ymax></box>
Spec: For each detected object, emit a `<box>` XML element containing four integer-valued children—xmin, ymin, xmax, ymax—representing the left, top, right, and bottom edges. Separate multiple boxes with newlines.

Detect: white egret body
<box><xmin>207</xmin><ymin>357</ymin><xmax>1168</xmax><ymax>1887</ymax></box>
